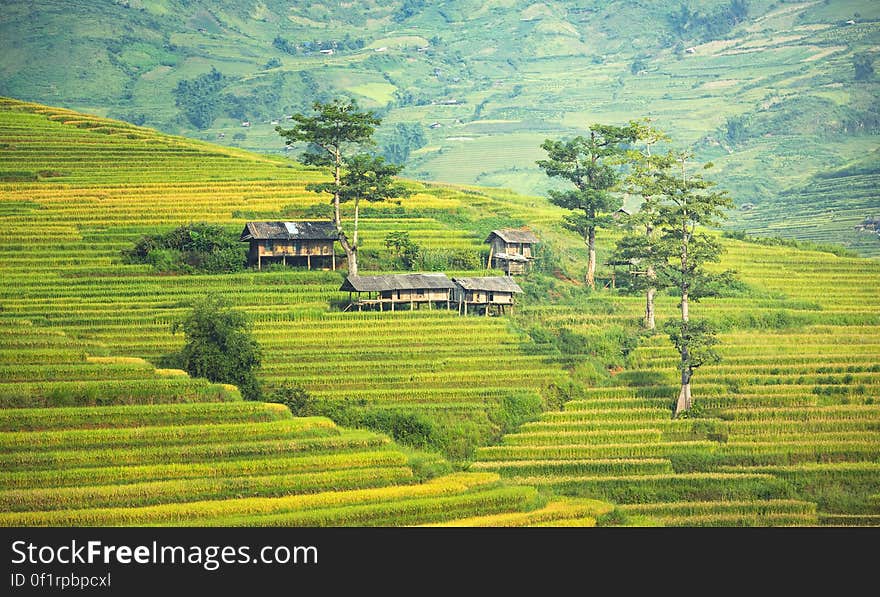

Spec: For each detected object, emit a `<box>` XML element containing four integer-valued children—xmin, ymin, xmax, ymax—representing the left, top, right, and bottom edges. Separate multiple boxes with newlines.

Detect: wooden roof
<box><xmin>453</xmin><ymin>276</ymin><xmax>523</xmax><ymax>293</ymax></box>
<box><xmin>340</xmin><ymin>273</ymin><xmax>455</xmax><ymax>292</ymax></box>
<box><xmin>240</xmin><ymin>221</ymin><xmax>338</xmax><ymax>242</ymax></box>
<box><xmin>485</xmin><ymin>228</ymin><xmax>540</xmax><ymax>244</ymax></box>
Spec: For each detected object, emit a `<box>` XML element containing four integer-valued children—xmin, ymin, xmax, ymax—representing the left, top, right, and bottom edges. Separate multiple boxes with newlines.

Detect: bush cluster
<box><xmin>122</xmin><ymin>223</ymin><xmax>247</xmax><ymax>274</ymax></box>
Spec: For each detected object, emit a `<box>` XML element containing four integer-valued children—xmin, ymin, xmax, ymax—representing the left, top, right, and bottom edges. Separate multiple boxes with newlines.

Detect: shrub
<box><xmin>531</xmin><ymin>241</ymin><xmax>563</xmax><ymax>276</ymax></box>
<box><xmin>267</xmin><ymin>382</ymin><xmax>313</xmax><ymax>416</ymax></box>
<box><xmin>167</xmin><ymin>295</ymin><xmax>262</xmax><ymax>401</ymax></box>
<box><xmin>384</xmin><ymin>231</ymin><xmax>421</xmax><ymax>269</ymax></box>
<box><xmin>597</xmin><ymin>508</ymin><xmax>631</xmax><ymax>526</ymax></box>
<box><xmin>491</xmin><ymin>391</ymin><xmax>543</xmax><ymax>434</ymax></box>
<box><xmin>145</xmin><ymin>248</ymin><xmax>179</xmax><ymax>272</ymax></box>
<box><xmin>363</xmin><ymin>411</ymin><xmax>437</xmax><ymax>449</ymax></box>
<box><xmin>122</xmin><ymin>223</ymin><xmax>247</xmax><ymax>274</ymax></box>
<box><xmin>722</xmin><ymin>230</ymin><xmax>860</xmax><ymax>258</ymax></box>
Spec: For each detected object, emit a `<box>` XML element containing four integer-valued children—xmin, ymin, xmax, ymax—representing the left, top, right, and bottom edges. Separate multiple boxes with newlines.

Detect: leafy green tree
<box><xmin>612</xmin><ymin>122</ymin><xmax>671</xmax><ymax>330</ymax></box>
<box><xmin>273</xmin><ymin>36</ymin><xmax>298</xmax><ymax>55</ymax></box>
<box><xmin>328</xmin><ymin>154</ymin><xmax>411</xmax><ymax>274</ymax></box>
<box><xmin>173</xmin><ymin>67</ymin><xmax>226</xmax><ymax>129</ymax></box>
<box><xmin>725</xmin><ymin>115</ymin><xmax>749</xmax><ymax>145</ymax></box>
<box><xmin>667</xmin><ymin>1</ymin><xmax>749</xmax><ymax>43</ymax></box>
<box><xmin>395</xmin><ymin>0</ymin><xmax>428</xmax><ymax>22</ymax></box>
<box><xmin>172</xmin><ymin>295</ymin><xmax>262</xmax><ymax>401</ymax></box>
<box><xmin>276</xmin><ymin>100</ymin><xmax>382</xmax><ymax>275</ymax></box>
<box><xmin>630</xmin><ymin>55</ymin><xmax>648</xmax><ymax>75</ymax></box>
<box><xmin>537</xmin><ymin>123</ymin><xmax>641</xmax><ymax>288</ymax></box>
<box><xmin>267</xmin><ymin>382</ymin><xmax>312</xmax><ymax>416</ymax></box>
<box><xmin>385</xmin><ymin>231</ymin><xmax>421</xmax><ymax>269</ymax></box>
<box><xmin>654</xmin><ymin>153</ymin><xmax>733</xmax><ymax>416</ymax></box>
<box><xmin>665</xmin><ymin>318</ymin><xmax>720</xmax><ymax>413</ymax></box>
<box><xmin>121</xmin><ymin>223</ymin><xmax>246</xmax><ymax>274</ymax></box>
<box><xmin>381</xmin><ymin>122</ymin><xmax>427</xmax><ymax>165</ymax></box>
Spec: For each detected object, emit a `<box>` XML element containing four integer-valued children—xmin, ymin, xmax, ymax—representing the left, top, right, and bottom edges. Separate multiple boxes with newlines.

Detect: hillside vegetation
<box><xmin>1</xmin><ymin>0</ymin><xmax>878</xmax><ymax>254</ymax></box>
<box><xmin>0</xmin><ymin>99</ymin><xmax>878</xmax><ymax>526</ymax></box>
<box><xmin>729</xmin><ymin>149</ymin><xmax>880</xmax><ymax>258</ymax></box>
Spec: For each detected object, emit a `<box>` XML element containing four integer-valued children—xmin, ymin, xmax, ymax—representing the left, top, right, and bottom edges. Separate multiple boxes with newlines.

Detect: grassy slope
<box><xmin>0</xmin><ymin>100</ymin><xmax>585</xmax><ymax>526</ymax></box>
<box><xmin>0</xmin><ymin>97</ymin><xmax>572</xmax><ymax>461</ymax></box>
<box><xmin>729</xmin><ymin>149</ymin><xmax>880</xmax><ymax>258</ymax></box>
<box><xmin>1</xmin><ymin>1</ymin><xmax>878</xmax><ymax>253</ymax></box>
<box><xmin>1</xmin><ymin>99</ymin><xmax>878</xmax><ymax>526</ymax></box>
<box><xmin>479</xmin><ymin>238</ymin><xmax>880</xmax><ymax>525</ymax></box>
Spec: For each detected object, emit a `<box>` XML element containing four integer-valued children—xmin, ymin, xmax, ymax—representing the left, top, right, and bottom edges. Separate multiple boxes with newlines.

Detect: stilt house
<box><xmin>485</xmin><ymin>229</ymin><xmax>539</xmax><ymax>275</ymax></box>
<box><xmin>340</xmin><ymin>273</ymin><xmax>455</xmax><ymax>311</ymax></box>
<box><xmin>240</xmin><ymin>221</ymin><xmax>338</xmax><ymax>270</ymax></box>
<box><xmin>452</xmin><ymin>276</ymin><xmax>523</xmax><ymax>316</ymax></box>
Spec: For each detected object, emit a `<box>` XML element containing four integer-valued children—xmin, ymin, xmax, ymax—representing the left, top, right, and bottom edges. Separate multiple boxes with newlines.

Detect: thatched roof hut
<box><xmin>485</xmin><ymin>228</ymin><xmax>539</xmax><ymax>275</ymax></box>
<box><xmin>485</xmin><ymin>229</ymin><xmax>540</xmax><ymax>245</ymax></box>
<box><xmin>340</xmin><ymin>273</ymin><xmax>454</xmax><ymax>292</ymax></box>
<box><xmin>340</xmin><ymin>273</ymin><xmax>454</xmax><ymax>311</ymax></box>
<box><xmin>452</xmin><ymin>276</ymin><xmax>523</xmax><ymax>315</ymax></box>
<box><xmin>452</xmin><ymin>276</ymin><xmax>523</xmax><ymax>293</ymax></box>
<box><xmin>240</xmin><ymin>221</ymin><xmax>338</xmax><ymax>242</ymax></box>
<box><xmin>240</xmin><ymin>221</ymin><xmax>338</xmax><ymax>270</ymax></box>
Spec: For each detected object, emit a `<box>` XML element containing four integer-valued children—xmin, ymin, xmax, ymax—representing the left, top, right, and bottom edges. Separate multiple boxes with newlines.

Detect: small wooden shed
<box><xmin>485</xmin><ymin>229</ymin><xmax>539</xmax><ymax>275</ymax></box>
<box><xmin>240</xmin><ymin>221</ymin><xmax>338</xmax><ymax>270</ymax></box>
<box><xmin>453</xmin><ymin>276</ymin><xmax>523</xmax><ymax>316</ymax></box>
<box><xmin>340</xmin><ymin>273</ymin><xmax>455</xmax><ymax>311</ymax></box>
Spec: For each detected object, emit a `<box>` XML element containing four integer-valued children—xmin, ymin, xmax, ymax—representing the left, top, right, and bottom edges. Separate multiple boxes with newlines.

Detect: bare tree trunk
<box><xmin>349</xmin><ymin>197</ymin><xmax>361</xmax><ymax>276</ymax></box>
<box><xmin>586</xmin><ymin>225</ymin><xmax>596</xmax><ymax>288</ymax></box>
<box><xmin>675</xmin><ymin>166</ymin><xmax>691</xmax><ymax>416</ymax></box>
<box><xmin>645</xmin><ymin>222</ymin><xmax>656</xmax><ymax>330</ymax></box>
<box><xmin>674</xmin><ymin>369</ymin><xmax>692</xmax><ymax>416</ymax></box>
<box><xmin>333</xmin><ymin>150</ymin><xmax>342</xmax><ymax>235</ymax></box>
<box><xmin>339</xmin><ymin>234</ymin><xmax>357</xmax><ymax>276</ymax></box>
<box><xmin>674</xmin><ymin>277</ymin><xmax>690</xmax><ymax>416</ymax></box>
<box><xmin>681</xmin><ymin>221</ymin><xmax>689</xmax><ymax>323</ymax></box>
<box><xmin>332</xmin><ymin>149</ymin><xmax>357</xmax><ymax>276</ymax></box>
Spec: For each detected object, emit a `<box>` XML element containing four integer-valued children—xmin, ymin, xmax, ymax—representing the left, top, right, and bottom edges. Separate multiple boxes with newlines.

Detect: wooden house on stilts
<box><xmin>240</xmin><ymin>221</ymin><xmax>338</xmax><ymax>270</ymax></box>
<box><xmin>452</xmin><ymin>276</ymin><xmax>523</xmax><ymax>316</ymax></box>
<box><xmin>485</xmin><ymin>229</ymin><xmax>539</xmax><ymax>275</ymax></box>
<box><xmin>340</xmin><ymin>273</ymin><xmax>455</xmax><ymax>311</ymax></box>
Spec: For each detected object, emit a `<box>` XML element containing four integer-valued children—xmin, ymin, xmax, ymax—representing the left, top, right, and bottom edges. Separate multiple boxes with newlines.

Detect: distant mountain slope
<box><xmin>730</xmin><ymin>149</ymin><xmax>880</xmax><ymax>257</ymax></box>
<box><xmin>0</xmin><ymin>0</ymin><xmax>878</xmax><ymax>253</ymax></box>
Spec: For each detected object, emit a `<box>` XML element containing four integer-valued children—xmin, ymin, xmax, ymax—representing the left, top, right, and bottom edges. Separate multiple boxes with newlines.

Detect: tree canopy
<box><xmin>537</xmin><ymin>122</ymin><xmax>643</xmax><ymax>287</ymax></box>
<box><xmin>171</xmin><ymin>295</ymin><xmax>262</xmax><ymax>401</ymax></box>
<box><xmin>278</xmin><ymin>99</ymin><xmax>411</xmax><ymax>275</ymax></box>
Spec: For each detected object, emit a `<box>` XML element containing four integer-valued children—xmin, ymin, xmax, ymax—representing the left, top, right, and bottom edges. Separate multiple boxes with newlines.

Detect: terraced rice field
<box><xmin>0</xmin><ymin>402</ymin><xmax>550</xmax><ymax>526</ymax></box>
<box><xmin>1</xmin><ymin>98</ymin><xmax>878</xmax><ymax>526</ymax></box>
<box><xmin>474</xmin><ymin>242</ymin><xmax>880</xmax><ymax>526</ymax></box>
<box><xmin>0</xmin><ymin>98</ymin><xmax>569</xmax><ymax>456</ymax></box>
<box><xmin>731</xmin><ymin>155</ymin><xmax>880</xmax><ymax>258</ymax></box>
<box><xmin>0</xmin><ymin>98</ymin><xmax>586</xmax><ymax>526</ymax></box>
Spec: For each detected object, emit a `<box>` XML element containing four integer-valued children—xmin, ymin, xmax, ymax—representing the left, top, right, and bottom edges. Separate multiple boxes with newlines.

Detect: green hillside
<box><xmin>1</xmin><ymin>0</ymin><xmax>878</xmax><ymax>254</ymax></box>
<box><xmin>474</xmin><ymin>240</ymin><xmax>880</xmax><ymax>525</ymax></box>
<box><xmin>1</xmin><ymin>99</ymin><xmax>878</xmax><ymax>526</ymax></box>
<box><xmin>730</xmin><ymin>149</ymin><xmax>880</xmax><ymax>257</ymax></box>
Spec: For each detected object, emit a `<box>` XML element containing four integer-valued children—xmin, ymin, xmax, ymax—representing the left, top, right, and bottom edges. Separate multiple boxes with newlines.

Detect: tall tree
<box><xmin>655</xmin><ymin>153</ymin><xmax>733</xmax><ymax>416</ymax></box>
<box><xmin>613</xmin><ymin>122</ymin><xmax>671</xmax><ymax>330</ymax></box>
<box><xmin>332</xmin><ymin>154</ymin><xmax>411</xmax><ymax>271</ymax></box>
<box><xmin>276</xmin><ymin>99</ymin><xmax>380</xmax><ymax>275</ymax></box>
<box><xmin>537</xmin><ymin>124</ymin><xmax>639</xmax><ymax>288</ymax></box>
